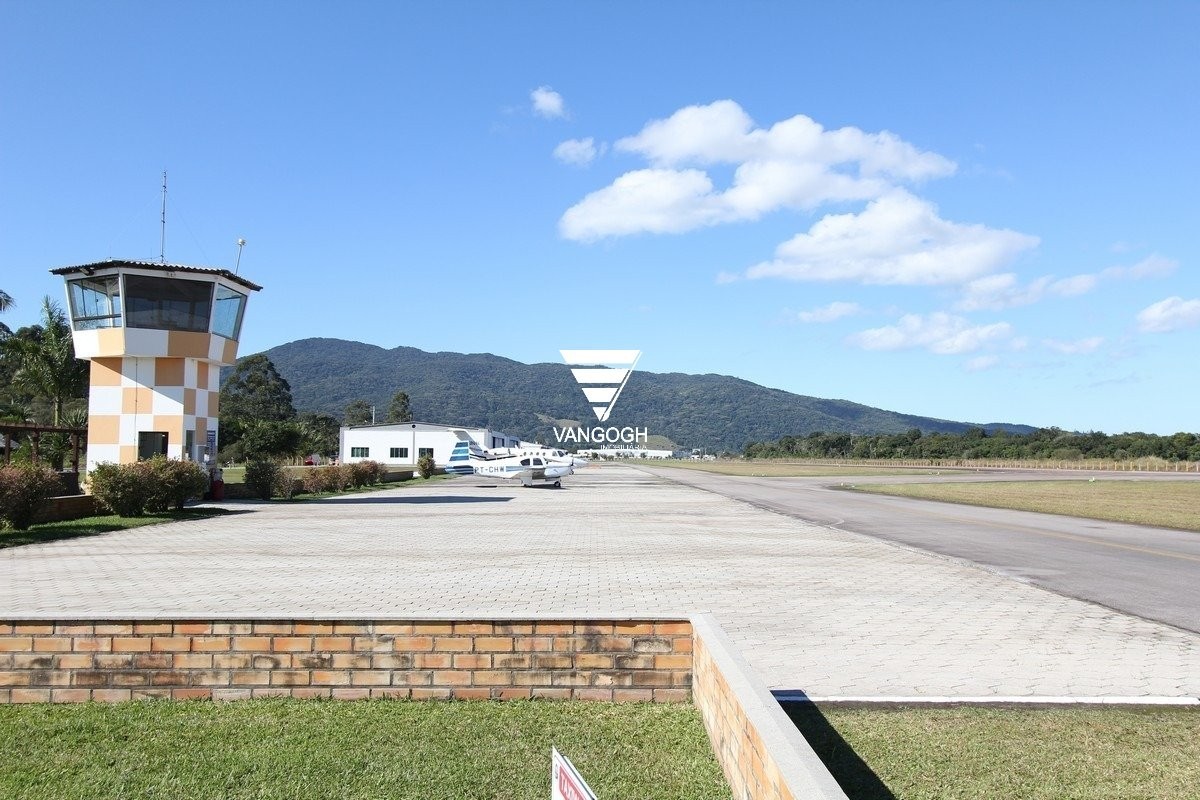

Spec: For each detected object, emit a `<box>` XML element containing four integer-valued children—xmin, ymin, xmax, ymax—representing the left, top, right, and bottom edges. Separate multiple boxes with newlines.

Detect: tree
<box><xmin>5</xmin><ymin>297</ymin><xmax>87</xmax><ymax>425</ymax></box>
<box><xmin>386</xmin><ymin>391</ymin><xmax>413</xmax><ymax>423</ymax></box>
<box><xmin>0</xmin><ymin>290</ymin><xmax>12</xmax><ymax>337</ymax></box>
<box><xmin>344</xmin><ymin>399</ymin><xmax>372</xmax><ymax>426</ymax></box>
<box><xmin>238</xmin><ymin>420</ymin><xmax>303</xmax><ymax>461</ymax></box>
<box><xmin>297</xmin><ymin>412</ymin><xmax>340</xmax><ymax>457</ymax></box>
<box><xmin>220</xmin><ymin>354</ymin><xmax>296</xmax><ymax>423</ymax></box>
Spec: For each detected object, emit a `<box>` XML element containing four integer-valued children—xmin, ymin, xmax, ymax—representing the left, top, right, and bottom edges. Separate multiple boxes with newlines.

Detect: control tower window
<box><xmin>124</xmin><ymin>275</ymin><xmax>212</xmax><ymax>332</ymax></box>
<box><xmin>211</xmin><ymin>285</ymin><xmax>247</xmax><ymax>340</ymax></box>
<box><xmin>67</xmin><ymin>275</ymin><xmax>122</xmax><ymax>329</ymax></box>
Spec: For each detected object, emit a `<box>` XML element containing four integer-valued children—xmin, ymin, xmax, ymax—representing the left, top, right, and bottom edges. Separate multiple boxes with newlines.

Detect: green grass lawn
<box><xmin>650</xmin><ymin>460</ymin><xmax>926</xmax><ymax>478</ymax></box>
<box><xmin>0</xmin><ymin>699</ymin><xmax>730</xmax><ymax>800</ymax></box>
<box><xmin>0</xmin><ymin>508</ymin><xmax>245</xmax><ymax>550</ymax></box>
<box><xmin>849</xmin><ymin>480</ymin><xmax>1200</xmax><ymax>531</ymax></box>
<box><xmin>790</xmin><ymin>704</ymin><xmax>1200</xmax><ymax>800</ymax></box>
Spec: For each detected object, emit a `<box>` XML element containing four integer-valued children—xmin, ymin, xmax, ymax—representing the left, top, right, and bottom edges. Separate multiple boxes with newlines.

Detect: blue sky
<box><xmin>2</xmin><ymin>2</ymin><xmax>1197</xmax><ymax>434</ymax></box>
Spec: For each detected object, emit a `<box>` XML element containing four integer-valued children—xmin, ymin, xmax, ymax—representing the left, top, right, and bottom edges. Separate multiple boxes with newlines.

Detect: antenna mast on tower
<box><xmin>159</xmin><ymin>171</ymin><xmax>168</xmax><ymax>264</ymax></box>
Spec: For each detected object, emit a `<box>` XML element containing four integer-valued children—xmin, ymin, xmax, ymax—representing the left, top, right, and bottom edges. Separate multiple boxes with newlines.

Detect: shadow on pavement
<box><xmin>0</xmin><ymin>508</ymin><xmax>251</xmax><ymax>550</ymax></box>
<box><xmin>303</xmin><ymin>495</ymin><xmax>514</xmax><ymax>505</ymax></box>
<box><xmin>778</xmin><ymin>697</ymin><xmax>897</xmax><ymax>800</ymax></box>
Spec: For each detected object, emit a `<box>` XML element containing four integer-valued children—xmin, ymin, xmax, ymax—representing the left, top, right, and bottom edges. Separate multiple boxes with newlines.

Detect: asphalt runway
<box><xmin>639</xmin><ymin>466</ymin><xmax>1200</xmax><ymax>635</ymax></box>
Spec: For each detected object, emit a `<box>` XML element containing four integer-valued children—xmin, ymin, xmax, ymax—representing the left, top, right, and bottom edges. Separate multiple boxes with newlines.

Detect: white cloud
<box><xmin>957</xmin><ymin>271</ymin><xmax>1096</xmax><ymax>311</ymax></box>
<box><xmin>788</xmin><ymin>301</ymin><xmax>863</xmax><ymax>323</ymax></box>
<box><xmin>1102</xmin><ymin>253</ymin><xmax>1178</xmax><ymax>281</ymax></box>
<box><xmin>553</xmin><ymin>137</ymin><xmax>603</xmax><ymax>166</ymax></box>
<box><xmin>1042</xmin><ymin>336</ymin><xmax>1105</xmax><ymax>355</ymax></box>
<box><xmin>531</xmin><ymin>86</ymin><xmax>566</xmax><ymax>119</ymax></box>
<box><xmin>1137</xmin><ymin>296</ymin><xmax>1200</xmax><ymax>333</ymax></box>
<box><xmin>745</xmin><ymin>191</ymin><xmax>1039</xmax><ymax>286</ymax></box>
<box><xmin>560</xmin><ymin>100</ymin><xmax>956</xmax><ymax>241</ymax></box>
<box><xmin>965</xmin><ymin>355</ymin><xmax>1000</xmax><ymax>371</ymax></box>
<box><xmin>848</xmin><ymin>312</ymin><xmax>1012</xmax><ymax>355</ymax></box>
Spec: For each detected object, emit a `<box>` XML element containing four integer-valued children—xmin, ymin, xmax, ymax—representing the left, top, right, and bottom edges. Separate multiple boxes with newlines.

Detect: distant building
<box><xmin>339</xmin><ymin>421</ymin><xmax>520</xmax><ymax>466</ymax></box>
<box><xmin>578</xmin><ymin>447</ymin><xmax>674</xmax><ymax>460</ymax></box>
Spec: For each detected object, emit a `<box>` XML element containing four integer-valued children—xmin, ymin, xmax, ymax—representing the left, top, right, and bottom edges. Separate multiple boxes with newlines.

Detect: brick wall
<box><xmin>691</xmin><ymin>615</ymin><xmax>848</xmax><ymax>800</ymax></box>
<box><xmin>0</xmin><ymin>619</ymin><xmax>691</xmax><ymax>704</ymax></box>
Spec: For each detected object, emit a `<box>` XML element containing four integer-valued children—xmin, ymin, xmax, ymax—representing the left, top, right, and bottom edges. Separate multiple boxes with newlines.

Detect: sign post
<box><xmin>551</xmin><ymin>747</ymin><xmax>597</xmax><ymax>800</ymax></box>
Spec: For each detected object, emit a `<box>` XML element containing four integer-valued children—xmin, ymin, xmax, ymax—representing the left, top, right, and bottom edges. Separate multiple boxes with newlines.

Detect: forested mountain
<box><xmin>253</xmin><ymin>338</ymin><xmax>1033</xmax><ymax>452</ymax></box>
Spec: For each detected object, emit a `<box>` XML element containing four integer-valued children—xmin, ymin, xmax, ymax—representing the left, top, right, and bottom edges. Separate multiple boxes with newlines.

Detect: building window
<box><xmin>67</xmin><ymin>275</ymin><xmax>122</xmax><ymax>329</ymax></box>
<box><xmin>389</xmin><ymin>447</ymin><xmax>408</xmax><ymax>459</ymax></box>
<box><xmin>124</xmin><ymin>274</ymin><xmax>212</xmax><ymax>332</ymax></box>
<box><xmin>350</xmin><ymin>447</ymin><xmax>369</xmax><ymax>458</ymax></box>
<box><xmin>211</xmin><ymin>284</ymin><xmax>247</xmax><ymax>340</ymax></box>
<box><xmin>418</xmin><ymin>447</ymin><xmax>434</xmax><ymax>459</ymax></box>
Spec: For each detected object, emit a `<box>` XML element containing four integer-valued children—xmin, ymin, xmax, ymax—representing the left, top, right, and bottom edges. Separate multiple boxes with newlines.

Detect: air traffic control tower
<box><xmin>50</xmin><ymin>260</ymin><xmax>261</xmax><ymax>474</ymax></box>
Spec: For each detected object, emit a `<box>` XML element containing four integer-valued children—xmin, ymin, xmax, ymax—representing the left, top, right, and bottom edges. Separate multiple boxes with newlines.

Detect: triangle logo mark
<box><xmin>560</xmin><ymin>349</ymin><xmax>641</xmax><ymax>423</ymax></box>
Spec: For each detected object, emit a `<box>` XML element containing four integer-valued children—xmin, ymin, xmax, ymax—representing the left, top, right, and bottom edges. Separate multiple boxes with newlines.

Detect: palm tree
<box><xmin>0</xmin><ymin>290</ymin><xmax>12</xmax><ymax>337</ymax></box>
<box><xmin>7</xmin><ymin>297</ymin><xmax>87</xmax><ymax>425</ymax></box>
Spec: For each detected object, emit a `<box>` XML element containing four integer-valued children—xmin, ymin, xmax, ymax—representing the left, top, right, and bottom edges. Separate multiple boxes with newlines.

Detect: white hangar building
<box><xmin>338</xmin><ymin>421</ymin><xmax>521</xmax><ymax>466</ymax></box>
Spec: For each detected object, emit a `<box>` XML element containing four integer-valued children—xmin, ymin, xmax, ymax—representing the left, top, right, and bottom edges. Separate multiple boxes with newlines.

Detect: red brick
<box><xmin>270</xmin><ymin>671</ymin><xmax>310</xmax><ymax>687</ymax></box>
<box><xmin>673</xmin><ymin>638</ymin><xmax>694</xmax><ymax>654</ymax></box>
<box><xmin>192</xmin><ymin>670</ymin><xmax>232</xmax><ymax>686</ymax></box>
<box><xmin>50</xmin><ymin>688</ymin><xmax>91</xmax><ymax>703</ymax></box>
<box><xmin>190</xmin><ymin>636</ymin><xmax>231</xmax><ymax>652</ymax></box>
<box><xmin>212</xmin><ymin>688</ymin><xmax>253</xmax><ymax>701</ymax></box>
<box><xmin>653</xmin><ymin>688</ymin><xmax>690</xmax><ymax>703</ymax></box>
<box><xmin>451</xmin><ymin>687</ymin><xmax>491</xmax><ymax>700</ymax></box>
<box><xmin>352</xmin><ymin>636</ymin><xmax>395</xmax><ymax>653</ymax></box>
<box><xmin>332</xmin><ymin>623</ymin><xmax>369</xmax><ymax>635</ymax></box>
<box><xmin>311</xmin><ymin>670</ymin><xmax>351</xmax><ymax>686</ymax></box>
<box><xmin>530</xmin><ymin>687</ymin><xmax>572</xmax><ymax>700</ymax></box>
<box><xmin>496</xmin><ymin>687</ymin><xmax>531</xmax><ymax>700</ymax></box>
<box><xmin>272</xmin><ymin>637</ymin><xmax>312</xmax><ymax>653</ymax></box>
<box><xmin>574</xmin><ymin>687</ymin><xmax>613</xmax><ymax>701</ymax></box>
<box><xmin>151</xmin><ymin>637</ymin><xmax>191</xmax><ymax>652</ymax></box>
<box><xmin>431</xmin><ymin>670</ymin><xmax>472</xmax><ymax>686</ymax></box>
<box><xmin>57</xmin><ymin>654</ymin><xmax>93</xmax><ymax>669</ymax></box>
<box><xmin>493</xmin><ymin>654</ymin><xmax>532</xmax><ymax>669</ymax></box>
<box><xmin>630</xmin><ymin>671</ymin><xmax>673</xmax><ymax>687</ymax></box>
<box><xmin>474</xmin><ymin>637</ymin><xmax>513</xmax><ymax>652</ymax></box>
<box><xmin>214</xmin><ymin>653</ymin><xmax>253</xmax><ymax>670</ymax></box>
<box><xmin>129</xmin><ymin>654</ymin><xmax>169</xmax><ymax>669</ymax></box>
<box><xmin>613</xmin><ymin>689</ymin><xmax>654</xmax><ymax>702</ymax></box>
<box><xmin>132</xmin><ymin>688</ymin><xmax>174</xmax><ymax>700</ymax></box>
<box><xmin>532</xmin><ymin>654</ymin><xmax>572</xmax><ymax>670</ymax></box>
<box><xmin>0</xmin><ymin>671</ymin><xmax>30</xmax><ymax>687</ymax></box>
<box><xmin>150</xmin><ymin>671</ymin><xmax>189</xmax><ymax>686</ymax></box>
<box><xmin>112</xmin><ymin>637</ymin><xmax>152</xmax><ymax>653</ymax></box>
<box><xmin>493</xmin><ymin>622</ymin><xmax>535</xmax><ymax>635</ymax></box>
<box><xmin>654</xmin><ymin>654</ymin><xmax>691</xmax><ymax>670</ymax></box>
<box><xmin>578</xmin><ymin>623</ymin><xmax>614</xmax><ymax>635</ymax></box>
<box><xmin>11</xmin><ymin>688</ymin><xmax>52</xmax><ymax>703</ymax></box>
<box><xmin>312</xmin><ymin>636</ymin><xmax>353</xmax><ymax>652</ymax></box>
<box><xmin>413</xmin><ymin>653</ymin><xmax>452</xmax><ymax>669</ymax></box>
<box><xmin>371</xmin><ymin>653</ymin><xmax>413</xmax><ymax>670</ymax></box>
<box><xmin>292</xmin><ymin>687</ymin><xmax>332</xmax><ymax>699</ymax></box>
<box><xmin>55</xmin><ymin>623</ymin><xmax>95</xmax><ymax>635</ymax></box>
<box><xmin>294</xmin><ymin>653</ymin><xmax>333</xmax><ymax>669</ymax></box>
<box><xmin>110</xmin><ymin>671</ymin><xmax>149</xmax><ymax>687</ymax></box>
<box><xmin>654</xmin><ymin>622</ymin><xmax>691</xmax><ymax>635</ymax></box>
<box><xmin>374</xmin><ymin>623</ymin><xmax>413</xmax><ymax>635</ymax></box>
<box><xmin>175</xmin><ymin>653</ymin><xmax>213</xmax><ymax>669</ymax></box>
<box><xmin>251</xmin><ymin>688</ymin><xmax>291</xmax><ymax>698</ymax></box>
<box><xmin>173</xmin><ymin>623</ymin><xmax>212</xmax><ymax>635</ymax></box>
<box><xmin>251</xmin><ymin>622</ymin><xmax>293</xmax><ymax>634</ymax></box>
<box><xmin>94</xmin><ymin>624</ymin><xmax>133</xmax><ymax>635</ymax></box>
<box><xmin>393</xmin><ymin>671</ymin><xmax>433</xmax><ymax>686</ymax></box>
<box><xmin>350</xmin><ymin>671</ymin><xmax>391</xmax><ymax>687</ymax></box>
<box><xmin>370</xmin><ymin>687</ymin><xmax>411</xmax><ymax>699</ymax></box>
<box><xmin>615</xmin><ymin>654</ymin><xmax>654</xmax><ymax>670</ymax></box>
<box><xmin>534</xmin><ymin>622</ymin><xmax>574</xmax><ymax>634</ymax></box>
<box><xmin>614</xmin><ymin>622</ymin><xmax>656</xmax><ymax>635</ymax></box>
<box><xmin>0</xmin><ymin>637</ymin><xmax>33</xmax><ymax>652</ymax></box>
<box><xmin>33</xmin><ymin>637</ymin><xmax>71</xmax><ymax>652</ymax></box>
<box><xmin>411</xmin><ymin>622</ymin><xmax>453</xmax><ymax>635</ymax></box>
<box><xmin>74</xmin><ymin>671</ymin><xmax>110</xmax><ymax>687</ymax></box>
<box><xmin>452</xmin><ymin>622</ymin><xmax>493</xmax><ymax>634</ymax></box>
<box><xmin>551</xmin><ymin>672</ymin><xmax>589</xmax><ymax>687</ymax></box>
<box><xmin>451</xmin><ymin>654</ymin><xmax>491</xmax><ymax>669</ymax></box>
<box><xmin>14</xmin><ymin>623</ymin><xmax>53</xmax><ymax>635</ymax></box>
<box><xmin>390</xmin><ymin>636</ymin><xmax>433</xmax><ymax>652</ymax></box>
<box><xmin>170</xmin><ymin>688</ymin><xmax>210</xmax><ymax>700</ymax></box>
<box><xmin>514</xmin><ymin>636</ymin><xmax>553</xmax><ymax>652</ymax></box>
<box><xmin>68</xmin><ymin>637</ymin><xmax>110</xmax><ymax>653</ymax></box>
<box><xmin>331</xmin><ymin>687</ymin><xmax>371</xmax><ymax>700</ymax></box>
<box><xmin>410</xmin><ymin>687</ymin><xmax>452</xmax><ymax>700</ymax></box>
<box><xmin>513</xmin><ymin>671</ymin><xmax>555</xmax><ymax>686</ymax></box>
<box><xmin>294</xmin><ymin>622</ymin><xmax>336</xmax><ymax>635</ymax></box>
<box><xmin>233</xmin><ymin>637</ymin><xmax>271</xmax><ymax>652</ymax></box>
<box><xmin>231</xmin><ymin>670</ymin><xmax>270</xmax><ymax>686</ymax></box>
<box><xmin>575</xmin><ymin>654</ymin><xmax>614</xmax><ymax>669</ymax></box>
<box><xmin>93</xmin><ymin>689</ymin><xmax>133</xmax><ymax>702</ymax></box>
<box><xmin>331</xmin><ymin>653</ymin><xmax>371</xmax><ymax>669</ymax></box>
<box><xmin>251</xmin><ymin>655</ymin><xmax>283</xmax><ymax>670</ymax></box>
<box><xmin>472</xmin><ymin>670</ymin><xmax>512</xmax><ymax>686</ymax></box>
<box><xmin>210</xmin><ymin>623</ymin><xmax>253</xmax><ymax>635</ymax></box>
<box><xmin>432</xmin><ymin>637</ymin><xmax>472</xmax><ymax>652</ymax></box>
<box><xmin>132</xmin><ymin>623</ymin><xmax>172</xmax><ymax>635</ymax></box>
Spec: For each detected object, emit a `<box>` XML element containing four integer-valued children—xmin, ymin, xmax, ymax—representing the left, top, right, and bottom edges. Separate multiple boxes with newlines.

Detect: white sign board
<box><xmin>551</xmin><ymin>747</ymin><xmax>598</xmax><ymax>800</ymax></box>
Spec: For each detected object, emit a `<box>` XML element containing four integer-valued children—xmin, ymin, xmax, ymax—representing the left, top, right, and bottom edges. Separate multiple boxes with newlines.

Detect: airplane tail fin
<box><xmin>444</xmin><ymin>432</ymin><xmax>489</xmax><ymax>475</ymax></box>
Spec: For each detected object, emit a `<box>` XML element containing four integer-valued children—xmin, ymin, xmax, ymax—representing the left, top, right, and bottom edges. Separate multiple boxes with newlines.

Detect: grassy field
<box><xmin>649</xmin><ymin>459</ymin><xmax>926</xmax><ymax>477</ymax></box>
<box><xmin>0</xmin><ymin>508</ymin><xmax>244</xmax><ymax>550</ymax></box>
<box><xmin>790</xmin><ymin>704</ymin><xmax>1200</xmax><ymax>800</ymax></box>
<box><xmin>850</xmin><ymin>480</ymin><xmax>1200</xmax><ymax>532</ymax></box>
<box><xmin>0</xmin><ymin>699</ymin><xmax>730</xmax><ymax>800</ymax></box>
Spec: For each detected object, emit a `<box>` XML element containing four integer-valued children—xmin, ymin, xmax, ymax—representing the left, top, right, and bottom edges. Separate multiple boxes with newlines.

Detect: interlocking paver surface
<box><xmin>4</xmin><ymin>465</ymin><xmax>1199</xmax><ymax>697</ymax></box>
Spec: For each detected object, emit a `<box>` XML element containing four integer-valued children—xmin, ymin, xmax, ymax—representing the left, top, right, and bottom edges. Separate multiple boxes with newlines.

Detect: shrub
<box><xmin>142</xmin><ymin>457</ymin><xmax>210</xmax><ymax>512</ymax></box>
<box><xmin>349</xmin><ymin>460</ymin><xmax>386</xmax><ymax>488</ymax></box>
<box><xmin>302</xmin><ymin>466</ymin><xmax>334</xmax><ymax>495</ymax></box>
<box><xmin>0</xmin><ymin>463</ymin><xmax>62</xmax><ymax>531</ymax></box>
<box><xmin>417</xmin><ymin>454</ymin><xmax>436</xmax><ymax>479</ymax></box>
<box><xmin>330</xmin><ymin>464</ymin><xmax>352</xmax><ymax>492</ymax></box>
<box><xmin>88</xmin><ymin>462</ymin><xmax>152</xmax><ymax>517</ymax></box>
<box><xmin>273</xmin><ymin>468</ymin><xmax>300</xmax><ymax>500</ymax></box>
<box><xmin>366</xmin><ymin>460</ymin><xmax>389</xmax><ymax>484</ymax></box>
<box><xmin>244</xmin><ymin>460</ymin><xmax>281</xmax><ymax>501</ymax></box>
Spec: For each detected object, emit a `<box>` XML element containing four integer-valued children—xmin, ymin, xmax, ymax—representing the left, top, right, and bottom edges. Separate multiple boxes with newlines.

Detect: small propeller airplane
<box><xmin>441</xmin><ymin>432</ymin><xmax>573</xmax><ymax>488</ymax></box>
